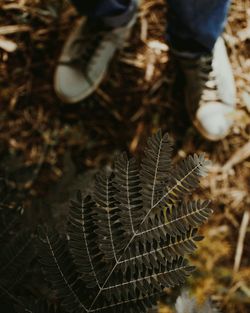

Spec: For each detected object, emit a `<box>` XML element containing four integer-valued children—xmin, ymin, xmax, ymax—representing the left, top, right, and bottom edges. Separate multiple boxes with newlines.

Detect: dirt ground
<box><xmin>0</xmin><ymin>0</ymin><xmax>249</xmax><ymax>312</ymax></box>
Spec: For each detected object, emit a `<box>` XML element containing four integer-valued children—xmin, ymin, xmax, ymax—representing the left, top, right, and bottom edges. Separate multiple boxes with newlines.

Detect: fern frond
<box><xmin>114</xmin><ymin>153</ymin><xmax>143</xmax><ymax>236</ymax></box>
<box><xmin>154</xmin><ymin>154</ymin><xmax>209</xmax><ymax>213</ymax></box>
<box><xmin>92</xmin><ymin>291</ymin><xmax>159</xmax><ymax>313</ymax></box>
<box><xmin>0</xmin><ymin>206</ymin><xmax>23</xmax><ymax>243</ymax></box>
<box><xmin>0</xmin><ymin>230</ymin><xmax>33</xmax><ymax>292</ymax></box>
<box><xmin>118</xmin><ymin>227</ymin><xmax>199</xmax><ymax>277</ymax></box>
<box><xmin>15</xmin><ymin>299</ymin><xmax>60</xmax><ymax>313</ymax></box>
<box><xmin>38</xmin><ymin>228</ymin><xmax>87</xmax><ymax>313</ymax></box>
<box><xmin>93</xmin><ymin>172</ymin><xmax>126</xmax><ymax>261</ymax></box>
<box><xmin>68</xmin><ymin>192</ymin><xmax>109</xmax><ymax>288</ymax></box>
<box><xmin>97</xmin><ymin>257</ymin><xmax>194</xmax><ymax>306</ymax></box>
<box><xmin>39</xmin><ymin>131</ymin><xmax>212</xmax><ymax>313</ymax></box>
<box><xmin>138</xmin><ymin>200</ymin><xmax>212</xmax><ymax>238</ymax></box>
<box><xmin>140</xmin><ymin>131</ymin><xmax>173</xmax><ymax>211</ymax></box>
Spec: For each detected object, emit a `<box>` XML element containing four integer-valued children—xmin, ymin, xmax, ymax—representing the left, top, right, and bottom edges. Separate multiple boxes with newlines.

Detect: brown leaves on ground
<box><xmin>0</xmin><ymin>0</ymin><xmax>249</xmax><ymax>312</ymax></box>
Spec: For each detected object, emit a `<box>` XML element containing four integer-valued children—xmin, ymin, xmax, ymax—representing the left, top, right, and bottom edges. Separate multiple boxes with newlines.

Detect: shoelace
<box><xmin>198</xmin><ymin>57</ymin><xmax>221</xmax><ymax>104</ymax></box>
<box><xmin>59</xmin><ymin>21</ymin><xmax>107</xmax><ymax>73</ymax></box>
<box><xmin>61</xmin><ymin>20</ymin><xmax>129</xmax><ymax>70</ymax></box>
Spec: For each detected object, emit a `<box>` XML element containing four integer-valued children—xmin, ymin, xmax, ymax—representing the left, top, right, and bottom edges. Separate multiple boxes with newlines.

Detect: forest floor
<box><xmin>0</xmin><ymin>0</ymin><xmax>250</xmax><ymax>312</ymax></box>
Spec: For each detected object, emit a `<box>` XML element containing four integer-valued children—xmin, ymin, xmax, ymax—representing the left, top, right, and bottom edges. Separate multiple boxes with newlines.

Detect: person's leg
<box><xmin>167</xmin><ymin>0</ymin><xmax>236</xmax><ymax>141</ymax></box>
<box><xmin>167</xmin><ymin>0</ymin><xmax>231</xmax><ymax>54</ymax></box>
<box><xmin>71</xmin><ymin>0</ymin><xmax>130</xmax><ymax>17</ymax></box>
<box><xmin>70</xmin><ymin>0</ymin><xmax>136</xmax><ymax>27</ymax></box>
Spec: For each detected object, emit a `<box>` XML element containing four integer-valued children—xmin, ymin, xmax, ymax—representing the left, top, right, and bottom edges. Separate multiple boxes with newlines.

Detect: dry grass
<box><xmin>0</xmin><ymin>0</ymin><xmax>249</xmax><ymax>312</ymax></box>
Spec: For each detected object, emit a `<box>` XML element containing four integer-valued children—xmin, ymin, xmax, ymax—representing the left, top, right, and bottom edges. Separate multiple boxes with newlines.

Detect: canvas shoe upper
<box><xmin>54</xmin><ymin>7</ymin><xmax>137</xmax><ymax>104</ymax></box>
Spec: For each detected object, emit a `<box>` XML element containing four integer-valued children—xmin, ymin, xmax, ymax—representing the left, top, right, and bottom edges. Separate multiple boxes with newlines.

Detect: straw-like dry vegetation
<box><xmin>0</xmin><ymin>0</ymin><xmax>249</xmax><ymax>312</ymax></box>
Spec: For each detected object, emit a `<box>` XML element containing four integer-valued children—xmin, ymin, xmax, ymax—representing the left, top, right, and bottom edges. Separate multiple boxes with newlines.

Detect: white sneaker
<box><xmin>174</xmin><ymin>37</ymin><xmax>236</xmax><ymax>141</ymax></box>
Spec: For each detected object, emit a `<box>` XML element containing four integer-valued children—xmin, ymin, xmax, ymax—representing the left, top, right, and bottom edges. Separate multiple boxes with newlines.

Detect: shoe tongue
<box><xmin>196</xmin><ymin>103</ymin><xmax>234</xmax><ymax>138</ymax></box>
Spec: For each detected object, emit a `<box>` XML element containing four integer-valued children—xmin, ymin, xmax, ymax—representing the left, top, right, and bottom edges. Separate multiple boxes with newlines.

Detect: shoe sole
<box><xmin>54</xmin><ymin>67</ymin><xmax>107</xmax><ymax>104</ymax></box>
<box><xmin>184</xmin><ymin>90</ymin><xmax>231</xmax><ymax>141</ymax></box>
<box><xmin>193</xmin><ymin>119</ymin><xmax>230</xmax><ymax>141</ymax></box>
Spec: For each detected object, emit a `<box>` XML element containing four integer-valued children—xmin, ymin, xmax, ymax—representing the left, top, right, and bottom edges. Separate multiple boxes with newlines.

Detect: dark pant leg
<box><xmin>71</xmin><ymin>0</ymin><xmax>131</xmax><ymax>17</ymax></box>
<box><xmin>166</xmin><ymin>0</ymin><xmax>231</xmax><ymax>54</ymax></box>
<box><xmin>70</xmin><ymin>0</ymin><xmax>137</xmax><ymax>27</ymax></box>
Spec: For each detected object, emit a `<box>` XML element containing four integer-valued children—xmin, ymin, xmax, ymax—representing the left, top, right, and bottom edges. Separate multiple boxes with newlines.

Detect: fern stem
<box><xmin>151</xmin><ymin>136</ymin><xmax>163</xmax><ymax>208</ymax></box>
<box><xmin>126</xmin><ymin>160</ymin><xmax>135</xmax><ymax>235</ymax></box>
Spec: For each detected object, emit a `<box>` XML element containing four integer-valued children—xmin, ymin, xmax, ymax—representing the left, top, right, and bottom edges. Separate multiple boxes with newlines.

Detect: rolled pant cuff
<box><xmin>101</xmin><ymin>0</ymin><xmax>138</xmax><ymax>28</ymax></box>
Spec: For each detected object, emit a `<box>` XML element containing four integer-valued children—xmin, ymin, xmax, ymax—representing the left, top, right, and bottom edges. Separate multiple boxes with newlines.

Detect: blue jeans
<box><xmin>70</xmin><ymin>0</ymin><xmax>231</xmax><ymax>54</ymax></box>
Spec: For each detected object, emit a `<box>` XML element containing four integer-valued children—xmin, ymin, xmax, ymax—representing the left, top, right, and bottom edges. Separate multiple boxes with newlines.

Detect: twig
<box><xmin>222</xmin><ymin>141</ymin><xmax>250</xmax><ymax>172</ymax></box>
<box><xmin>0</xmin><ymin>25</ymin><xmax>31</xmax><ymax>35</ymax></box>
<box><xmin>233</xmin><ymin>210</ymin><xmax>250</xmax><ymax>273</ymax></box>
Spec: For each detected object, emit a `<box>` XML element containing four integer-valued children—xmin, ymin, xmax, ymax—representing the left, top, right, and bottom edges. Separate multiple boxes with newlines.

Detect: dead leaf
<box><xmin>237</xmin><ymin>27</ymin><xmax>250</xmax><ymax>41</ymax></box>
<box><xmin>0</xmin><ymin>36</ymin><xmax>17</xmax><ymax>52</ymax></box>
<box><xmin>222</xmin><ymin>141</ymin><xmax>250</xmax><ymax>171</ymax></box>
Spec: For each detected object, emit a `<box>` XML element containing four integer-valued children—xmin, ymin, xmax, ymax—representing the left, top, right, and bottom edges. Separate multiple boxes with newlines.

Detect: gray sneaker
<box><xmin>54</xmin><ymin>12</ymin><xmax>137</xmax><ymax>103</ymax></box>
<box><xmin>174</xmin><ymin>37</ymin><xmax>236</xmax><ymax>141</ymax></box>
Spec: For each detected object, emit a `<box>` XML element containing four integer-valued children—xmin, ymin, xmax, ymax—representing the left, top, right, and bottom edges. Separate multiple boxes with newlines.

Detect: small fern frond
<box><xmin>114</xmin><ymin>153</ymin><xmax>143</xmax><ymax>236</ymax></box>
<box><xmin>0</xmin><ymin>230</ymin><xmax>33</xmax><ymax>293</ymax></box>
<box><xmin>15</xmin><ymin>299</ymin><xmax>60</xmax><ymax>313</ymax></box>
<box><xmin>118</xmin><ymin>227</ymin><xmax>200</xmax><ymax>277</ymax></box>
<box><xmin>140</xmin><ymin>131</ymin><xmax>173</xmax><ymax>211</ymax></box>
<box><xmin>93</xmin><ymin>172</ymin><xmax>126</xmax><ymax>261</ymax></box>
<box><xmin>38</xmin><ymin>228</ymin><xmax>87</xmax><ymax>313</ymax></box>
<box><xmin>154</xmin><ymin>154</ymin><xmax>209</xmax><ymax>214</ymax></box>
<box><xmin>93</xmin><ymin>290</ymin><xmax>159</xmax><ymax>313</ymax></box>
<box><xmin>68</xmin><ymin>192</ymin><xmax>109</xmax><ymax>288</ymax></box>
<box><xmin>94</xmin><ymin>257</ymin><xmax>194</xmax><ymax>307</ymax></box>
<box><xmin>0</xmin><ymin>206</ymin><xmax>23</xmax><ymax>243</ymax></box>
<box><xmin>139</xmin><ymin>200</ymin><xmax>212</xmax><ymax>237</ymax></box>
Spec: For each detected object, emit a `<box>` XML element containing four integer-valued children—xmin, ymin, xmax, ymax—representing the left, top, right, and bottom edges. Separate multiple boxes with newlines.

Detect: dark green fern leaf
<box><xmin>15</xmin><ymin>299</ymin><xmax>62</xmax><ymax>313</ymax></box>
<box><xmin>114</xmin><ymin>153</ymin><xmax>143</xmax><ymax>236</ymax></box>
<box><xmin>68</xmin><ymin>192</ymin><xmax>110</xmax><ymax>288</ymax></box>
<box><xmin>157</xmin><ymin>154</ymin><xmax>210</xmax><ymax>213</ymax></box>
<box><xmin>38</xmin><ymin>228</ymin><xmax>88</xmax><ymax>313</ymax></box>
<box><xmin>138</xmin><ymin>200</ymin><xmax>212</xmax><ymax>238</ymax></box>
<box><xmin>119</xmin><ymin>228</ymin><xmax>201</xmax><ymax>277</ymax></box>
<box><xmin>0</xmin><ymin>230</ymin><xmax>33</xmax><ymax>294</ymax></box>
<box><xmin>39</xmin><ymin>130</ymin><xmax>212</xmax><ymax>313</ymax></box>
<box><xmin>0</xmin><ymin>206</ymin><xmax>23</xmax><ymax>244</ymax></box>
<box><xmin>93</xmin><ymin>171</ymin><xmax>127</xmax><ymax>260</ymax></box>
<box><xmin>140</xmin><ymin>131</ymin><xmax>173</xmax><ymax>212</ymax></box>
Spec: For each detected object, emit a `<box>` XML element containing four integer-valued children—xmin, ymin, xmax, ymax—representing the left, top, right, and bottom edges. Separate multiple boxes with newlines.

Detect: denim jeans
<box><xmin>70</xmin><ymin>0</ymin><xmax>231</xmax><ymax>54</ymax></box>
